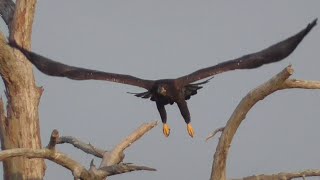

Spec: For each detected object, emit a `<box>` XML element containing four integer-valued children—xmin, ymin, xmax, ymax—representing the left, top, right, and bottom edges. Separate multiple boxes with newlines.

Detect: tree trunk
<box><xmin>0</xmin><ymin>0</ymin><xmax>45</xmax><ymax>179</ymax></box>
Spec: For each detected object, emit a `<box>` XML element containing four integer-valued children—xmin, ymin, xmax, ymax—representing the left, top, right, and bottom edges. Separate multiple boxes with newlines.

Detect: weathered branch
<box><xmin>0</xmin><ymin>148</ymin><xmax>90</xmax><ymax>178</ymax></box>
<box><xmin>280</xmin><ymin>79</ymin><xmax>320</xmax><ymax>89</ymax></box>
<box><xmin>0</xmin><ymin>0</ymin><xmax>15</xmax><ymax>26</ymax></box>
<box><xmin>88</xmin><ymin>163</ymin><xmax>156</xmax><ymax>179</ymax></box>
<box><xmin>46</xmin><ymin>129</ymin><xmax>59</xmax><ymax>150</ymax></box>
<box><xmin>0</xmin><ymin>125</ymin><xmax>158</xmax><ymax>179</ymax></box>
<box><xmin>49</xmin><ymin>122</ymin><xmax>158</xmax><ymax>164</ymax></box>
<box><xmin>206</xmin><ymin>127</ymin><xmax>224</xmax><ymax>142</ymax></box>
<box><xmin>57</xmin><ymin>136</ymin><xmax>105</xmax><ymax>158</ymax></box>
<box><xmin>232</xmin><ymin>169</ymin><xmax>320</xmax><ymax>180</ymax></box>
<box><xmin>32</xmin><ymin>122</ymin><xmax>157</xmax><ymax>179</ymax></box>
<box><xmin>100</xmin><ymin>121</ymin><xmax>158</xmax><ymax>167</ymax></box>
<box><xmin>0</xmin><ymin>148</ymin><xmax>155</xmax><ymax>180</ymax></box>
<box><xmin>210</xmin><ymin>66</ymin><xmax>320</xmax><ymax>180</ymax></box>
<box><xmin>97</xmin><ymin>163</ymin><xmax>156</xmax><ymax>178</ymax></box>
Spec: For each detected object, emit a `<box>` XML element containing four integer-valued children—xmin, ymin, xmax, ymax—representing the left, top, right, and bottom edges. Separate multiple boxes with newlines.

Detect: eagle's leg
<box><xmin>156</xmin><ymin>102</ymin><xmax>170</xmax><ymax>137</ymax></box>
<box><xmin>176</xmin><ymin>100</ymin><xmax>194</xmax><ymax>138</ymax></box>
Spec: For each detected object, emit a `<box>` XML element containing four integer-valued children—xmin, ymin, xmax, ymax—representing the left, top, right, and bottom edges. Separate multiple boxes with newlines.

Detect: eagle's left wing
<box><xmin>177</xmin><ymin>18</ymin><xmax>317</xmax><ymax>86</ymax></box>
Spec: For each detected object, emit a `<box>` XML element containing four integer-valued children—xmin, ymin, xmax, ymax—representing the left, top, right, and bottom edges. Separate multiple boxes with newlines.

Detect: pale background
<box><xmin>1</xmin><ymin>1</ymin><xmax>320</xmax><ymax>179</ymax></box>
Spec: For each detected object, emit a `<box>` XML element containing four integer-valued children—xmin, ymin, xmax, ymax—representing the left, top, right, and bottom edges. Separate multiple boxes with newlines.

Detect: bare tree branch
<box><xmin>0</xmin><ymin>147</ymin><xmax>156</xmax><ymax>180</ymax></box>
<box><xmin>207</xmin><ymin>80</ymin><xmax>320</xmax><ymax>144</ymax></box>
<box><xmin>0</xmin><ymin>0</ymin><xmax>15</xmax><ymax>26</ymax></box>
<box><xmin>101</xmin><ymin>121</ymin><xmax>158</xmax><ymax>167</ymax></box>
<box><xmin>231</xmin><ymin>169</ymin><xmax>320</xmax><ymax>180</ymax></box>
<box><xmin>47</xmin><ymin>129</ymin><xmax>59</xmax><ymax>150</ymax></box>
<box><xmin>206</xmin><ymin>127</ymin><xmax>224</xmax><ymax>142</ymax></box>
<box><xmin>97</xmin><ymin>163</ymin><xmax>156</xmax><ymax>177</ymax></box>
<box><xmin>210</xmin><ymin>66</ymin><xmax>320</xmax><ymax>180</ymax></box>
<box><xmin>57</xmin><ymin>136</ymin><xmax>105</xmax><ymax>158</ymax></box>
<box><xmin>52</xmin><ymin>122</ymin><xmax>158</xmax><ymax>162</ymax></box>
<box><xmin>281</xmin><ymin>79</ymin><xmax>320</xmax><ymax>89</ymax></box>
<box><xmin>29</xmin><ymin>123</ymin><xmax>158</xmax><ymax>179</ymax></box>
<box><xmin>0</xmin><ymin>148</ymin><xmax>91</xmax><ymax>178</ymax></box>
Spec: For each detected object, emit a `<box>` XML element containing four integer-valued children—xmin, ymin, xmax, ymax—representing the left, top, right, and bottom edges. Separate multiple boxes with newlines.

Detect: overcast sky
<box><xmin>1</xmin><ymin>1</ymin><xmax>320</xmax><ymax>180</ymax></box>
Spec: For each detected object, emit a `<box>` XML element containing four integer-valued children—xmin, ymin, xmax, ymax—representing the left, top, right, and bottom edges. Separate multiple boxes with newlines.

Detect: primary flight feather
<box><xmin>11</xmin><ymin>19</ymin><xmax>317</xmax><ymax>137</ymax></box>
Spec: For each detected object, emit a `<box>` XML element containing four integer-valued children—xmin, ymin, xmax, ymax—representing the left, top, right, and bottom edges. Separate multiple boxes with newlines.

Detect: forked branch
<box><xmin>206</xmin><ymin>127</ymin><xmax>224</xmax><ymax>142</ymax></box>
<box><xmin>0</xmin><ymin>121</ymin><xmax>158</xmax><ymax>180</ymax></box>
<box><xmin>209</xmin><ymin>66</ymin><xmax>320</xmax><ymax>180</ymax></box>
<box><xmin>0</xmin><ymin>148</ymin><xmax>155</xmax><ymax>180</ymax></box>
<box><xmin>100</xmin><ymin>121</ymin><xmax>158</xmax><ymax>167</ymax></box>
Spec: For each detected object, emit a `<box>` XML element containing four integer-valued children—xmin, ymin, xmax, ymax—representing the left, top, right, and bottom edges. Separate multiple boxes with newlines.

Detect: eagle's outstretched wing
<box><xmin>11</xmin><ymin>44</ymin><xmax>154</xmax><ymax>90</ymax></box>
<box><xmin>178</xmin><ymin>18</ymin><xmax>317</xmax><ymax>85</ymax></box>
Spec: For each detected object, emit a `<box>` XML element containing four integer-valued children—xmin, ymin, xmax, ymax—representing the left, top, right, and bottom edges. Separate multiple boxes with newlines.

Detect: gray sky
<box><xmin>1</xmin><ymin>1</ymin><xmax>320</xmax><ymax>179</ymax></box>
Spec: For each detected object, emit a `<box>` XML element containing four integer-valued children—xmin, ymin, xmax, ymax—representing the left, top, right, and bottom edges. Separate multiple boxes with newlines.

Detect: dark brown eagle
<box><xmin>11</xmin><ymin>19</ymin><xmax>317</xmax><ymax>137</ymax></box>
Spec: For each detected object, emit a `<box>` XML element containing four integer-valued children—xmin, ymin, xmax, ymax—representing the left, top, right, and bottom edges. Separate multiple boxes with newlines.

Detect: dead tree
<box><xmin>0</xmin><ymin>0</ymin><xmax>156</xmax><ymax>179</ymax></box>
<box><xmin>0</xmin><ymin>121</ymin><xmax>157</xmax><ymax>180</ymax></box>
<box><xmin>0</xmin><ymin>0</ymin><xmax>45</xmax><ymax>179</ymax></box>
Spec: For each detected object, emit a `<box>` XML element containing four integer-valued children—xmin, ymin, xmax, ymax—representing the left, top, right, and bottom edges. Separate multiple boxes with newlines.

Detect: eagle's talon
<box><xmin>163</xmin><ymin>123</ymin><xmax>171</xmax><ymax>137</ymax></box>
<box><xmin>187</xmin><ymin>124</ymin><xmax>194</xmax><ymax>138</ymax></box>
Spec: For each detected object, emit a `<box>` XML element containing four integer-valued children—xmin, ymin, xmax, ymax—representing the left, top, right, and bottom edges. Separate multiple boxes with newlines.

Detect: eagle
<box><xmin>11</xmin><ymin>19</ymin><xmax>317</xmax><ymax>138</ymax></box>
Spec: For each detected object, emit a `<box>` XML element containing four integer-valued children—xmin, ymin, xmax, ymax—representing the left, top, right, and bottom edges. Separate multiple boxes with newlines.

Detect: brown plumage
<box><xmin>11</xmin><ymin>19</ymin><xmax>317</xmax><ymax>137</ymax></box>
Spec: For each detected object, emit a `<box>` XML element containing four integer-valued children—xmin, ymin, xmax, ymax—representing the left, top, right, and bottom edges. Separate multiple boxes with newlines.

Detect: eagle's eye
<box><xmin>157</xmin><ymin>86</ymin><xmax>167</xmax><ymax>96</ymax></box>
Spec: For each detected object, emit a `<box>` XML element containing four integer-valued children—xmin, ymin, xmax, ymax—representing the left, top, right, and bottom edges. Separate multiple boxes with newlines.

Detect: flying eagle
<box><xmin>11</xmin><ymin>19</ymin><xmax>317</xmax><ymax>137</ymax></box>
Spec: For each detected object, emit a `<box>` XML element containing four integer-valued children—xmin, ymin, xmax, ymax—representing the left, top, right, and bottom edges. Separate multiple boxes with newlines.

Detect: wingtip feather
<box><xmin>304</xmin><ymin>18</ymin><xmax>317</xmax><ymax>35</ymax></box>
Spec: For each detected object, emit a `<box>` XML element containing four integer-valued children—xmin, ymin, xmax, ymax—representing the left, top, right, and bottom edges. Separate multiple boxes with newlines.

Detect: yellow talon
<box><xmin>163</xmin><ymin>123</ymin><xmax>171</xmax><ymax>137</ymax></box>
<box><xmin>187</xmin><ymin>124</ymin><xmax>194</xmax><ymax>138</ymax></box>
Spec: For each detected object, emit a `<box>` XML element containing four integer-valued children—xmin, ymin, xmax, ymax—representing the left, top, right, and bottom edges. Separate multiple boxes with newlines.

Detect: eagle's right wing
<box><xmin>12</xmin><ymin>44</ymin><xmax>155</xmax><ymax>90</ymax></box>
